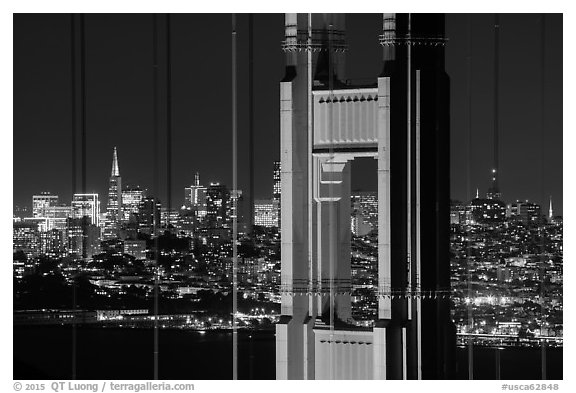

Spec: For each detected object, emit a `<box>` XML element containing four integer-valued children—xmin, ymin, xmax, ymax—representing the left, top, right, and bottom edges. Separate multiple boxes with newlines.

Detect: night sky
<box><xmin>13</xmin><ymin>13</ymin><xmax>563</xmax><ymax>214</ymax></box>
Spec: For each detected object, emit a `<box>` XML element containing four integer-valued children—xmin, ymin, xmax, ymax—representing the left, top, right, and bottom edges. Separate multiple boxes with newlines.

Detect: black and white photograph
<box><xmin>7</xmin><ymin>1</ymin><xmax>569</xmax><ymax>388</ymax></box>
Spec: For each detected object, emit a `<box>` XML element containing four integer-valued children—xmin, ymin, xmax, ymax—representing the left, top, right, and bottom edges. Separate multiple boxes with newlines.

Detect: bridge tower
<box><xmin>275</xmin><ymin>13</ymin><xmax>455</xmax><ymax>380</ymax></box>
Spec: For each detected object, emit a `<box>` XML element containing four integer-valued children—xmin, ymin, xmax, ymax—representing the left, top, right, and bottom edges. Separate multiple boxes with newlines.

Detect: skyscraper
<box><xmin>184</xmin><ymin>172</ymin><xmax>207</xmax><ymax>218</ymax></box>
<box><xmin>104</xmin><ymin>147</ymin><xmax>122</xmax><ymax>238</ymax></box>
<box><xmin>273</xmin><ymin>161</ymin><xmax>281</xmax><ymax>203</ymax></box>
<box><xmin>138</xmin><ymin>196</ymin><xmax>161</xmax><ymax>236</ymax></box>
<box><xmin>66</xmin><ymin>216</ymin><xmax>101</xmax><ymax>258</ymax></box>
<box><xmin>510</xmin><ymin>200</ymin><xmax>542</xmax><ymax>224</ymax></box>
<box><xmin>40</xmin><ymin>228</ymin><xmax>67</xmax><ymax>258</ymax></box>
<box><xmin>71</xmin><ymin>193</ymin><xmax>100</xmax><ymax>226</ymax></box>
<box><xmin>205</xmin><ymin>183</ymin><xmax>229</xmax><ymax>229</ymax></box>
<box><xmin>31</xmin><ymin>192</ymin><xmax>71</xmax><ymax>231</ymax></box>
<box><xmin>254</xmin><ymin>199</ymin><xmax>279</xmax><ymax>228</ymax></box>
<box><xmin>273</xmin><ymin>161</ymin><xmax>281</xmax><ymax>229</ymax></box>
<box><xmin>122</xmin><ymin>186</ymin><xmax>144</xmax><ymax>222</ymax></box>
<box><xmin>470</xmin><ymin>196</ymin><xmax>506</xmax><ymax>224</ymax></box>
<box><xmin>229</xmin><ymin>189</ymin><xmax>248</xmax><ymax>233</ymax></box>
<box><xmin>160</xmin><ymin>207</ymin><xmax>179</xmax><ymax>229</ymax></box>
<box><xmin>32</xmin><ymin>192</ymin><xmax>58</xmax><ymax>218</ymax></box>
<box><xmin>69</xmin><ymin>194</ymin><xmax>101</xmax><ymax>259</ymax></box>
<box><xmin>43</xmin><ymin>205</ymin><xmax>72</xmax><ymax>231</ymax></box>
<box><xmin>13</xmin><ymin>221</ymin><xmax>40</xmax><ymax>257</ymax></box>
<box><xmin>350</xmin><ymin>192</ymin><xmax>378</xmax><ymax>235</ymax></box>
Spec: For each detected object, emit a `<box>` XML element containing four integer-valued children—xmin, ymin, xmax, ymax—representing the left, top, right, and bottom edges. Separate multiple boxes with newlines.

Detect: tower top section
<box><xmin>282</xmin><ymin>13</ymin><xmax>347</xmax><ymax>53</ymax></box>
<box><xmin>281</xmin><ymin>13</ymin><xmax>348</xmax><ymax>88</ymax></box>
<box><xmin>379</xmin><ymin>13</ymin><xmax>446</xmax><ymax>47</ymax></box>
<box><xmin>379</xmin><ymin>13</ymin><xmax>446</xmax><ymax>76</ymax></box>
<box><xmin>111</xmin><ymin>147</ymin><xmax>120</xmax><ymax>177</ymax></box>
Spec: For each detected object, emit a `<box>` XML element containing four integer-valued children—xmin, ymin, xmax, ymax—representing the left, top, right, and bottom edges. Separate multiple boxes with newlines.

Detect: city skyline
<box><xmin>15</xmin><ymin>147</ymin><xmax>559</xmax><ymax>223</ymax></box>
<box><xmin>12</xmin><ymin>11</ymin><xmax>563</xmax><ymax>382</ymax></box>
<box><xmin>13</xmin><ymin>14</ymin><xmax>563</xmax><ymax>214</ymax></box>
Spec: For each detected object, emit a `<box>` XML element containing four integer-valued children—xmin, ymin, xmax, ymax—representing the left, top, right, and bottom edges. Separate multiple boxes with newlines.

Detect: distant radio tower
<box><xmin>487</xmin><ymin>14</ymin><xmax>502</xmax><ymax>201</ymax></box>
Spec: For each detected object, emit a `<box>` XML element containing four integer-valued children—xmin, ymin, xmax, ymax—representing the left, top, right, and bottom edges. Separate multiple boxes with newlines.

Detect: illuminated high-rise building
<box><xmin>69</xmin><ymin>194</ymin><xmax>101</xmax><ymax>259</ymax></box>
<box><xmin>254</xmin><ymin>199</ymin><xmax>279</xmax><ymax>228</ymax></box>
<box><xmin>122</xmin><ymin>186</ymin><xmax>144</xmax><ymax>222</ymax></box>
<box><xmin>31</xmin><ymin>193</ymin><xmax>71</xmax><ymax>231</ymax></box>
<box><xmin>43</xmin><ymin>205</ymin><xmax>72</xmax><ymax>231</ymax></box>
<box><xmin>184</xmin><ymin>172</ymin><xmax>207</xmax><ymax>218</ymax></box>
<box><xmin>273</xmin><ymin>161</ymin><xmax>281</xmax><ymax>203</ymax></box>
<box><xmin>196</xmin><ymin>190</ymin><xmax>208</xmax><ymax>219</ymax></box>
<box><xmin>229</xmin><ymin>189</ymin><xmax>249</xmax><ymax>233</ymax></box>
<box><xmin>177</xmin><ymin>207</ymin><xmax>197</xmax><ymax>238</ymax></box>
<box><xmin>450</xmin><ymin>200</ymin><xmax>470</xmax><ymax>225</ymax></box>
<box><xmin>23</xmin><ymin>217</ymin><xmax>49</xmax><ymax>233</ymax></box>
<box><xmin>351</xmin><ymin>192</ymin><xmax>378</xmax><ymax>235</ymax></box>
<box><xmin>470</xmin><ymin>196</ymin><xmax>506</xmax><ymax>224</ymax></box>
<box><xmin>185</xmin><ymin>172</ymin><xmax>200</xmax><ymax>205</ymax></box>
<box><xmin>273</xmin><ymin>161</ymin><xmax>281</xmax><ymax>230</ymax></box>
<box><xmin>71</xmin><ymin>193</ymin><xmax>100</xmax><ymax>226</ymax></box>
<box><xmin>104</xmin><ymin>147</ymin><xmax>122</xmax><ymax>238</ymax></box>
<box><xmin>66</xmin><ymin>217</ymin><xmax>101</xmax><ymax>258</ymax></box>
<box><xmin>138</xmin><ymin>196</ymin><xmax>161</xmax><ymax>236</ymax></box>
<box><xmin>32</xmin><ymin>192</ymin><xmax>59</xmax><ymax>218</ymax></box>
<box><xmin>510</xmin><ymin>200</ymin><xmax>542</xmax><ymax>224</ymax></box>
<box><xmin>40</xmin><ymin>228</ymin><xmax>67</xmax><ymax>257</ymax></box>
<box><xmin>13</xmin><ymin>221</ymin><xmax>40</xmax><ymax>257</ymax></box>
<box><xmin>161</xmin><ymin>207</ymin><xmax>179</xmax><ymax>229</ymax></box>
<box><xmin>205</xmin><ymin>183</ymin><xmax>229</xmax><ymax>229</ymax></box>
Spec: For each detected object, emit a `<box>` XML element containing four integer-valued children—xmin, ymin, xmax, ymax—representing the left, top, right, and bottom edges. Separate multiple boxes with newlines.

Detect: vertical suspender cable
<box><xmin>72</xmin><ymin>12</ymin><xmax>87</xmax><ymax>379</ymax></box>
<box><xmin>405</xmin><ymin>13</ymin><xmax>412</xmax><ymax>381</ymax></box>
<box><xmin>494</xmin><ymin>14</ymin><xmax>500</xmax><ymax>187</ymax></box>
<box><xmin>247</xmin><ymin>15</ymin><xmax>254</xmax><ymax>378</ymax></box>
<box><xmin>152</xmin><ymin>13</ymin><xmax>160</xmax><ymax>380</ymax></box>
<box><xmin>70</xmin><ymin>13</ymin><xmax>77</xmax><ymax>381</ymax></box>
<box><xmin>231</xmin><ymin>13</ymin><xmax>238</xmax><ymax>381</ymax></box>
<box><xmin>70</xmin><ymin>14</ymin><xmax>77</xmax><ymax>211</ymax></box>
<box><xmin>80</xmin><ymin>14</ymin><xmax>87</xmax><ymax>202</ymax></box>
<box><xmin>539</xmin><ymin>14</ymin><xmax>547</xmax><ymax>381</ymax></box>
<box><xmin>307</xmin><ymin>13</ymin><xmax>314</xmax><ymax>323</ymax></box>
<box><xmin>493</xmin><ymin>14</ymin><xmax>501</xmax><ymax>380</ymax></box>
<box><xmin>406</xmin><ymin>13</ymin><xmax>412</xmax><ymax>308</ymax></box>
<box><xmin>248</xmin><ymin>14</ymin><xmax>254</xmax><ymax>233</ymax></box>
<box><xmin>80</xmin><ymin>14</ymin><xmax>87</xmax><ymax>262</ymax></box>
<box><xmin>466</xmin><ymin>14</ymin><xmax>474</xmax><ymax>381</ymax></box>
<box><xmin>415</xmin><ymin>67</ymin><xmax>422</xmax><ymax>380</ymax></box>
<box><xmin>79</xmin><ymin>13</ymin><xmax>88</xmax><ymax>260</ymax></box>
<box><xmin>166</xmin><ymin>14</ymin><xmax>173</xmax><ymax>229</ymax></box>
